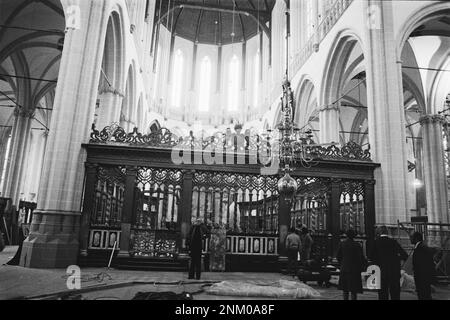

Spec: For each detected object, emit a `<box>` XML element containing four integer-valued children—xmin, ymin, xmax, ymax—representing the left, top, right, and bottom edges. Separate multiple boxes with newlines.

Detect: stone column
<box><xmin>420</xmin><ymin>114</ymin><xmax>449</xmax><ymax>224</ymax></box>
<box><xmin>363</xmin><ymin>0</ymin><xmax>410</xmax><ymax>224</ymax></box>
<box><xmin>2</xmin><ymin>107</ymin><xmax>34</xmax><ymax>206</ymax></box>
<box><xmin>313</xmin><ymin>0</ymin><xmax>320</xmax><ymax>52</ymax></box>
<box><xmin>19</xmin><ymin>129</ymin><xmax>48</xmax><ymax>202</ymax></box>
<box><xmin>20</xmin><ymin>0</ymin><xmax>111</xmax><ymax>268</ymax></box>
<box><xmin>96</xmin><ymin>86</ymin><xmax>125</xmax><ymax>129</ymax></box>
<box><xmin>0</xmin><ymin>128</ymin><xmax>12</xmax><ymax>193</ymax></box>
<box><xmin>319</xmin><ymin>104</ymin><xmax>340</xmax><ymax>144</ymax></box>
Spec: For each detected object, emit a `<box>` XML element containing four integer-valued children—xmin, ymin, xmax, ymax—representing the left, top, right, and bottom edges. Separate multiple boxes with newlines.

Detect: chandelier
<box><xmin>275</xmin><ymin>0</ymin><xmax>317</xmax><ymax>202</ymax></box>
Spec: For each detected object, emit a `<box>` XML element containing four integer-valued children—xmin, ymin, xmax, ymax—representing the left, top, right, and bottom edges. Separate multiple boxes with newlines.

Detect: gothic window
<box><xmin>253</xmin><ymin>51</ymin><xmax>260</xmax><ymax>108</ymax></box>
<box><xmin>199</xmin><ymin>56</ymin><xmax>212</xmax><ymax>112</ymax></box>
<box><xmin>171</xmin><ymin>49</ymin><xmax>184</xmax><ymax>108</ymax></box>
<box><xmin>228</xmin><ymin>55</ymin><xmax>240</xmax><ymax>111</ymax></box>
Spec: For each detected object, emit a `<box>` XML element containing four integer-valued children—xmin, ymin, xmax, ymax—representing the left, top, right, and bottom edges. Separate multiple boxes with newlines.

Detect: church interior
<box><xmin>0</xmin><ymin>0</ymin><xmax>449</xmax><ymax>295</ymax></box>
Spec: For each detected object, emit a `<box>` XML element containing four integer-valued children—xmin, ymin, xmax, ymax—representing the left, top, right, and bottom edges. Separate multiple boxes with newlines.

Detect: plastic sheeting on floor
<box><xmin>205</xmin><ymin>280</ymin><xmax>321</xmax><ymax>299</ymax></box>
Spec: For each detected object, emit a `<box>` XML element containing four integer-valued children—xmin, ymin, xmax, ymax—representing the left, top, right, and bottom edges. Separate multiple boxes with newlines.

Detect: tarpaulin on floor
<box><xmin>205</xmin><ymin>280</ymin><xmax>321</xmax><ymax>299</ymax></box>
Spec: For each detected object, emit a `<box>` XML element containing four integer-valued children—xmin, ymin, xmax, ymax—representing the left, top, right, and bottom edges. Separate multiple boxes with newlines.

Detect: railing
<box><xmin>89</xmin><ymin>123</ymin><xmax>372</xmax><ymax>162</ymax></box>
<box><xmin>317</xmin><ymin>0</ymin><xmax>355</xmax><ymax>44</ymax></box>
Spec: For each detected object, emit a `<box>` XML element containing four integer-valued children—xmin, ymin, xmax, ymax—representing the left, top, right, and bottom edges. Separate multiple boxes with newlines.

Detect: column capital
<box><xmin>13</xmin><ymin>106</ymin><xmax>35</xmax><ymax>119</ymax></box>
<box><xmin>320</xmin><ymin>103</ymin><xmax>340</xmax><ymax>112</ymax></box>
<box><xmin>419</xmin><ymin>114</ymin><xmax>446</xmax><ymax>126</ymax></box>
<box><xmin>98</xmin><ymin>81</ymin><xmax>125</xmax><ymax>97</ymax></box>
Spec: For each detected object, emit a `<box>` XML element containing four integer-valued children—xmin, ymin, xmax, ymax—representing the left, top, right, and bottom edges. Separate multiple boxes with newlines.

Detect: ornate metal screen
<box><xmin>90</xmin><ymin>166</ymin><xmax>125</xmax><ymax>228</ymax></box>
<box><xmin>192</xmin><ymin>171</ymin><xmax>279</xmax><ymax>234</ymax></box>
<box><xmin>340</xmin><ymin>180</ymin><xmax>365</xmax><ymax>237</ymax></box>
<box><xmin>291</xmin><ymin>177</ymin><xmax>329</xmax><ymax>233</ymax></box>
<box><xmin>131</xmin><ymin>167</ymin><xmax>183</xmax><ymax>258</ymax></box>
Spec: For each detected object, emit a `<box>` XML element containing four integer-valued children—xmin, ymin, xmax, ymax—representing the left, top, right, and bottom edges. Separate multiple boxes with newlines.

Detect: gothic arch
<box><xmin>101</xmin><ymin>10</ymin><xmax>126</xmax><ymax>92</ymax></box>
<box><xmin>321</xmin><ymin>31</ymin><xmax>365</xmax><ymax>106</ymax></box>
<box><xmin>397</xmin><ymin>3</ymin><xmax>450</xmax><ymax>60</ymax></box>
<box><xmin>294</xmin><ymin>77</ymin><xmax>318</xmax><ymax>127</ymax></box>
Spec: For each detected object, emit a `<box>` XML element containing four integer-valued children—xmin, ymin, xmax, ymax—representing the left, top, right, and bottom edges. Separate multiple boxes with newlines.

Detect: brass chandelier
<box><xmin>276</xmin><ymin>0</ymin><xmax>317</xmax><ymax>202</ymax></box>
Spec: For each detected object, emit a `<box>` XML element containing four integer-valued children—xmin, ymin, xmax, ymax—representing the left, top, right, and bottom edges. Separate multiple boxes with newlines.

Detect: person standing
<box><xmin>187</xmin><ymin>219</ymin><xmax>208</xmax><ymax>280</ymax></box>
<box><xmin>372</xmin><ymin>225</ymin><xmax>409</xmax><ymax>300</ymax></box>
<box><xmin>337</xmin><ymin>229</ymin><xmax>367</xmax><ymax>300</ymax></box>
<box><xmin>286</xmin><ymin>227</ymin><xmax>301</xmax><ymax>276</ymax></box>
<box><xmin>411</xmin><ymin>232</ymin><xmax>435</xmax><ymax>300</ymax></box>
<box><xmin>300</xmin><ymin>227</ymin><xmax>313</xmax><ymax>262</ymax></box>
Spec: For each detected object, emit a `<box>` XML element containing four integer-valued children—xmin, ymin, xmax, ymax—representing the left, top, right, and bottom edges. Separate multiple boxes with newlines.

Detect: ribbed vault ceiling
<box><xmin>0</xmin><ymin>0</ymin><xmax>64</xmax><ymax>132</ymax></box>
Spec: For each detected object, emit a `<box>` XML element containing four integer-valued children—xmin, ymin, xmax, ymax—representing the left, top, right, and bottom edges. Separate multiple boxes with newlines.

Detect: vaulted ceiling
<box><xmin>158</xmin><ymin>0</ymin><xmax>276</xmax><ymax>45</ymax></box>
<box><xmin>0</xmin><ymin>0</ymin><xmax>64</xmax><ymax>132</ymax></box>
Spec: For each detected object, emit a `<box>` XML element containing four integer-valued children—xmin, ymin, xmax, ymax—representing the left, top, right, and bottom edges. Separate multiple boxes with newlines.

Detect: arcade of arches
<box><xmin>0</xmin><ymin>0</ymin><xmax>449</xmax><ymax>269</ymax></box>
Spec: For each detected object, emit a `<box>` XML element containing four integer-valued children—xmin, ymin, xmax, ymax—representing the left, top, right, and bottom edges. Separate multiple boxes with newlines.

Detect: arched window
<box><xmin>228</xmin><ymin>55</ymin><xmax>240</xmax><ymax>111</ymax></box>
<box><xmin>199</xmin><ymin>56</ymin><xmax>212</xmax><ymax>112</ymax></box>
<box><xmin>171</xmin><ymin>49</ymin><xmax>184</xmax><ymax>108</ymax></box>
<box><xmin>253</xmin><ymin>51</ymin><xmax>260</xmax><ymax>108</ymax></box>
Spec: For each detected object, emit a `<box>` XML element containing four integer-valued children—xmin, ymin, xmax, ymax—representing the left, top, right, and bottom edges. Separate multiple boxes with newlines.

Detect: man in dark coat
<box><xmin>187</xmin><ymin>219</ymin><xmax>208</xmax><ymax>280</ymax></box>
<box><xmin>337</xmin><ymin>229</ymin><xmax>367</xmax><ymax>300</ymax></box>
<box><xmin>372</xmin><ymin>225</ymin><xmax>409</xmax><ymax>300</ymax></box>
<box><xmin>411</xmin><ymin>232</ymin><xmax>435</xmax><ymax>300</ymax></box>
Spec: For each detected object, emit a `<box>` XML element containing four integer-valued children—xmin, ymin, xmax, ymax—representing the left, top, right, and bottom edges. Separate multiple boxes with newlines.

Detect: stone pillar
<box><xmin>20</xmin><ymin>129</ymin><xmax>48</xmax><ymax>202</ymax></box>
<box><xmin>363</xmin><ymin>0</ymin><xmax>410</xmax><ymax>224</ymax></box>
<box><xmin>2</xmin><ymin>107</ymin><xmax>34</xmax><ymax>206</ymax></box>
<box><xmin>420</xmin><ymin>114</ymin><xmax>449</xmax><ymax>224</ymax></box>
<box><xmin>96</xmin><ymin>87</ymin><xmax>125</xmax><ymax>129</ymax></box>
<box><xmin>319</xmin><ymin>104</ymin><xmax>340</xmax><ymax>144</ymax></box>
<box><xmin>0</xmin><ymin>128</ymin><xmax>12</xmax><ymax>193</ymax></box>
<box><xmin>20</xmin><ymin>0</ymin><xmax>111</xmax><ymax>268</ymax></box>
<box><xmin>313</xmin><ymin>0</ymin><xmax>320</xmax><ymax>52</ymax></box>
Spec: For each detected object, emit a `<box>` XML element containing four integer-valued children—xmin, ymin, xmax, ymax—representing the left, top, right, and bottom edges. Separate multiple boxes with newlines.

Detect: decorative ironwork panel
<box><xmin>291</xmin><ymin>177</ymin><xmax>330</xmax><ymax>234</ymax></box>
<box><xmin>192</xmin><ymin>171</ymin><xmax>279</xmax><ymax>234</ymax></box>
<box><xmin>131</xmin><ymin>167</ymin><xmax>183</xmax><ymax>257</ymax></box>
<box><xmin>340</xmin><ymin>180</ymin><xmax>365</xmax><ymax>236</ymax></box>
<box><xmin>91</xmin><ymin>166</ymin><xmax>126</xmax><ymax>228</ymax></box>
<box><xmin>90</xmin><ymin>123</ymin><xmax>372</xmax><ymax>162</ymax></box>
<box><xmin>133</xmin><ymin>167</ymin><xmax>183</xmax><ymax>230</ymax></box>
<box><xmin>131</xmin><ymin>230</ymin><xmax>178</xmax><ymax>258</ymax></box>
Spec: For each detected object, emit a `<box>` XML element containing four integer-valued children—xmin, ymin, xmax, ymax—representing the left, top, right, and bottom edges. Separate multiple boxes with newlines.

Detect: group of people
<box><xmin>337</xmin><ymin>226</ymin><xmax>436</xmax><ymax>300</ymax></box>
<box><xmin>186</xmin><ymin>219</ymin><xmax>437</xmax><ymax>300</ymax></box>
<box><xmin>285</xmin><ymin>226</ymin><xmax>314</xmax><ymax>276</ymax></box>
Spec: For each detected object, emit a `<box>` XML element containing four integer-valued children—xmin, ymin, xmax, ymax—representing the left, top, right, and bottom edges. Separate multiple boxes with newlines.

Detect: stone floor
<box><xmin>1</xmin><ymin>246</ymin><xmax>449</xmax><ymax>300</ymax></box>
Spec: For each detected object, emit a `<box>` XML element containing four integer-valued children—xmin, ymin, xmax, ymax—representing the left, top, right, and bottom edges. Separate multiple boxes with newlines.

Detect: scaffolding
<box><xmin>397</xmin><ymin>220</ymin><xmax>450</xmax><ymax>284</ymax></box>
